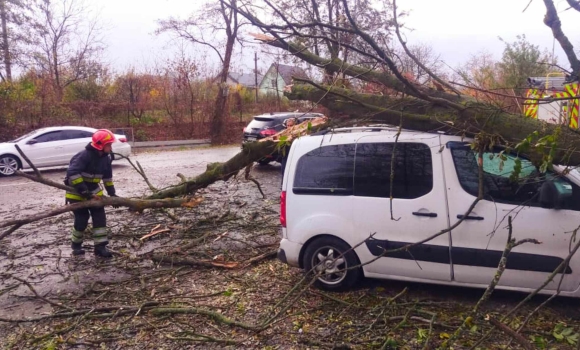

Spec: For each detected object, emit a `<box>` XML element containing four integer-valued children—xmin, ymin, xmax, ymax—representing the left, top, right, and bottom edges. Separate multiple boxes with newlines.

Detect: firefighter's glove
<box><xmin>109</xmin><ymin>194</ymin><xmax>120</xmax><ymax>209</ymax></box>
<box><xmin>80</xmin><ymin>190</ymin><xmax>92</xmax><ymax>200</ymax></box>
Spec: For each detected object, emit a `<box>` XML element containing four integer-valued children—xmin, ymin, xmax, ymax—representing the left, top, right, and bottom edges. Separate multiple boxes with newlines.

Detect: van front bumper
<box><xmin>278</xmin><ymin>238</ymin><xmax>302</xmax><ymax>267</ymax></box>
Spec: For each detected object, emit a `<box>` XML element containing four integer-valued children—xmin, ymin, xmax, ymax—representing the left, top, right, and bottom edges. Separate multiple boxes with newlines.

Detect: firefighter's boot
<box><xmin>94</xmin><ymin>243</ymin><xmax>113</xmax><ymax>258</ymax></box>
<box><xmin>71</xmin><ymin>242</ymin><xmax>85</xmax><ymax>256</ymax></box>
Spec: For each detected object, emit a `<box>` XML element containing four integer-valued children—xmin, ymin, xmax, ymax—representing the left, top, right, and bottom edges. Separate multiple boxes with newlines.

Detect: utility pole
<box><xmin>254</xmin><ymin>51</ymin><xmax>259</xmax><ymax>103</ymax></box>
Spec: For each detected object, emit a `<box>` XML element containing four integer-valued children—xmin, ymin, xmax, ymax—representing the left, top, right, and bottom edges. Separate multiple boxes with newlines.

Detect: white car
<box><xmin>0</xmin><ymin>126</ymin><xmax>131</xmax><ymax>176</ymax></box>
<box><xmin>279</xmin><ymin>126</ymin><xmax>580</xmax><ymax>297</ymax></box>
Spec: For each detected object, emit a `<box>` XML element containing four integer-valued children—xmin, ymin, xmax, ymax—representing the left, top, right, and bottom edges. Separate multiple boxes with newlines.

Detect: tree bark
<box><xmin>0</xmin><ymin>197</ymin><xmax>195</xmax><ymax>239</ymax></box>
<box><xmin>0</xmin><ymin>0</ymin><xmax>11</xmax><ymax>81</ymax></box>
<box><xmin>565</xmin><ymin>0</ymin><xmax>580</xmax><ymax>13</ymax></box>
<box><xmin>211</xmin><ymin>0</ymin><xmax>239</xmax><ymax>144</ymax></box>
<box><xmin>211</xmin><ymin>35</ymin><xmax>235</xmax><ymax>144</ymax></box>
<box><xmin>543</xmin><ymin>0</ymin><xmax>580</xmax><ymax>80</ymax></box>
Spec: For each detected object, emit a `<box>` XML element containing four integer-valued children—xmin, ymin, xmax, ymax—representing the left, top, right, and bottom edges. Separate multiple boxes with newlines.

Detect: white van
<box><xmin>278</xmin><ymin>127</ymin><xmax>580</xmax><ymax>295</ymax></box>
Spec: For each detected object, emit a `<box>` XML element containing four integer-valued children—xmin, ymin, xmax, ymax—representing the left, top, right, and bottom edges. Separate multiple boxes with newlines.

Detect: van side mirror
<box><xmin>26</xmin><ymin>139</ymin><xmax>38</xmax><ymax>145</ymax></box>
<box><xmin>539</xmin><ymin>179</ymin><xmax>573</xmax><ymax>209</ymax></box>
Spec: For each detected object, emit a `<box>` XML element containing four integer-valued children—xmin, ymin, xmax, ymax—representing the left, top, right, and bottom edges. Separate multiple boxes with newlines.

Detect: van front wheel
<box><xmin>303</xmin><ymin>237</ymin><xmax>361</xmax><ymax>291</ymax></box>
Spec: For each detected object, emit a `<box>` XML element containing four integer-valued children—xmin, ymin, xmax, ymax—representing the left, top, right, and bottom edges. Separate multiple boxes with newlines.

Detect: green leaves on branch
<box><xmin>514</xmin><ymin>128</ymin><xmax>561</xmax><ymax>174</ymax></box>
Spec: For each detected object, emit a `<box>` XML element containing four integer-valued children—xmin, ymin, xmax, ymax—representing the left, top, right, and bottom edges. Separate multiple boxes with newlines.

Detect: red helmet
<box><xmin>91</xmin><ymin>129</ymin><xmax>116</xmax><ymax>151</ymax></box>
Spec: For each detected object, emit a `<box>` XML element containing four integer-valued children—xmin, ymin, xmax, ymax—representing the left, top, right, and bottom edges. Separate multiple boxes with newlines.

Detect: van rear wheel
<box><xmin>303</xmin><ymin>237</ymin><xmax>361</xmax><ymax>291</ymax></box>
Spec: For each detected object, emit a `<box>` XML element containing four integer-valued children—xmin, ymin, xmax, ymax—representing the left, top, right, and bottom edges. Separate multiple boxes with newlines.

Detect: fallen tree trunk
<box><xmin>146</xmin><ymin>117</ymin><xmax>328</xmax><ymax>199</ymax></box>
<box><xmin>286</xmin><ymin>82</ymin><xmax>580</xmax><ymax>165</ymax></box>
<box><xmin>146</xmin><ymin>140</ymin><xmax>278</xmax><ymax>199</ymax></box>
<box><xmin>0</xmin><ymin>197</ymin><xmax>201</xmax><ymax>230</ymax></box>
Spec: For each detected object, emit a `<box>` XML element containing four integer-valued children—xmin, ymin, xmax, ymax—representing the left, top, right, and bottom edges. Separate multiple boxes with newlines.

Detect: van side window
<box><xmin>354</xmin><ymin>143</ymin><xmax>433</xmax><ymax>199</ymax></box>
<box><xmin>293</xmin><ymin>144</ymin><xmax>355</xmax><ymax>195</ymax></box>
<box><xmin>450</xmin><ymin>145</ymin><xmax>580</xmax><ymax>211</ymax></box>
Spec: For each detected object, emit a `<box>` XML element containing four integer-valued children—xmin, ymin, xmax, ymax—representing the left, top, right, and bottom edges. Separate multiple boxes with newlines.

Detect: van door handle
<box><xmin>457</xmin><ymin>215</ymin><xmax>484</xmax><ymax>220</ymax></box>
<box><xmin>412</xmin><ymin>212</ymin><xmax>437</xmax><ymax>218</ymax></box>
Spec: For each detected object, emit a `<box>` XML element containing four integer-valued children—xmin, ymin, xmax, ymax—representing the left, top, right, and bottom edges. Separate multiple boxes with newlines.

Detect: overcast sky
<box><xmin>94</xmin><ymin>0</ymin><xmax>580</xmax><ymax>74</ymax></box>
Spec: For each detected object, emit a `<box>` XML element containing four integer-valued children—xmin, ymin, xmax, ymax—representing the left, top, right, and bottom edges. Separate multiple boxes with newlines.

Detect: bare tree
<box><xmin>31</xmin><ymin>0</ymin><xmax>103</xmax><ymax>101</ymax></box>
<box><xmin>115</xmin><ymin>68</ymin><xmax>157</xmax><ymax>124</ymax></box>
<box><xmin>0</xmin><ymin>0</ymin><xmax>34</xmax><ymax>82</ymax></box>
<box><xmin>157</xmin><ymin>0</ymin><xmax>245</xmax><ymax>144</ymax></box>
<box><xmin>158</xmin><ymin>50</ymin><xmax>204</xmax><ymax>138</ymax></box>
<box><xmin>395</xmin><ymin>43</ymin><xmax>445</xmax><ymax>85</ymax></box>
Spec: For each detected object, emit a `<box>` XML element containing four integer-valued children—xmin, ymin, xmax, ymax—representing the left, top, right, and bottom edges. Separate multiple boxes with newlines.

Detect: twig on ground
<box><xmin>140</xmin><ymin>225</ymin><xmax>171</xmax><ymax>241</ymax></box>
<box><xmin>422</xmin><ymin>313</ymin><xmax>437</xmax><ymax>350</ymax></box>
<box><xmin>244</xmin><ymin>164</ymin><xmax>265</xmax><ymax>198</ymax></box>
<box><xmin>10</xmin><ymin>275</ymin><xmax>73</xmax><ymax>311</ymax></box>
<box><xmin>0</xmin><ymin>224</ymin><xmax>23</xmax><ymax>240</ymax></box>
<box><xmin>165</xmin><ymin>332</ymin><xmax>241</xmax><ymax>345</ymax></box>
<box><xmin>485</xmin><ymin>314</ymin><xmax>533</xmax><ymax>350</ymax></box>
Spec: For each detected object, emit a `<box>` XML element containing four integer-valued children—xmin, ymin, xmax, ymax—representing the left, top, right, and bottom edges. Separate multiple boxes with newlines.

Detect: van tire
<box><xmin>303</xmin><ymin>237</ymin><xmax>361</xmax><ymax>291</ymax></box>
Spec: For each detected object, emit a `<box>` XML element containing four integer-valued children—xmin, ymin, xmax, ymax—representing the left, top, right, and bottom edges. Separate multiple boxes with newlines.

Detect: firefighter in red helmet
<box><xmin>64</xmin><ymin>129</ymin><xmax>119</xmax><ymax>258</ymax></box>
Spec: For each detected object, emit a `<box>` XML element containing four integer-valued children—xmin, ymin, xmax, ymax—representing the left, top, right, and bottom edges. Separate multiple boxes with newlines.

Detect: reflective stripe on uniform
<box><xmin>81</xmin><ymin>173</ymin><xmax>103</xmax><ymax>183</ymax></box>
<box><xmin>92</xmin><ymin>227</ymin><xmax>108</xmax><ymax>244</ymax></box>
<box><xmin>66</xmin><ymin>192</ymin><xmax>86</xmax><ymax>201</ymax></box>
<box><xmin>65</xmin><ymin>190</ymin><xmax>103</xmax><ymax>201</ymax></box>
<box><xmin>71</xmin><ymin>177</ymin><xmax>84</xmax><ymax>185</ymax></box>
<box><xmin>81</xmin><ymin>172</ymin><xmax>103</xmax><ymax>179</ymax></box>
<box><xmin>104</xmin><ymin>181</ymin><xmax>114</xmax><ymax>187</ymax></box>
<box><xmin>71</xmin><ymin>229</ymin><xmax>84</xmax><ymax>243</ymax></box>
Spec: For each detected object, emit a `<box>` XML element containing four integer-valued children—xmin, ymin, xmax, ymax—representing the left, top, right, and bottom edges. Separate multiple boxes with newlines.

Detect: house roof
<box><xmin>271</xmin><ymin>64</ymin><xmax>309</xmax><ymax>84</ymax></box>
<box><xmin>228</xmin><ymin>72</ymin><xmax>262</xmax><ymax>88</ymax></box>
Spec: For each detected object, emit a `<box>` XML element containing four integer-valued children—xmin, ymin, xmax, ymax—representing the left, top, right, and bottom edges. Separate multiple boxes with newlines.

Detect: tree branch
<box><xmin>0</xmin><ymin>197</ymin><xmax>200</xmax><ymax>240</ymax></box>
<box><xmin>542</xmin><ymin>0</ymin><xmax>580</xmax><ymax>79</ymax></box>
<box><xmin>392</xmin><ymin>0</ymin><xmax>460</xmax><ymax>95</ymax></box>
<box><xmin>566</xmin><ymin>0</ymin><xmax>580</xmax><ymax>11</ymax></box>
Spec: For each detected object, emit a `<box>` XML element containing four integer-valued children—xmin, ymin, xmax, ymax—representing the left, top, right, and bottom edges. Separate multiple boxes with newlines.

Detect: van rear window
<box><xmin>293</xmin><ymin>144</ymin><xmax>355</xmax><ymax>195</ymax></box>
<box><xmin>247</xmin><ymin>119</ymin><xmax>275</xmax><ymax>130</ymax></box>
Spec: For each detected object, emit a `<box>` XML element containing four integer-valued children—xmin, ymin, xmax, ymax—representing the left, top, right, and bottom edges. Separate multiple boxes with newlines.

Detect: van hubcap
<box><xmin>0</xmin><ymin>157</ymin><xmax>18</xmax><ymax>176</ymax></box>
<box><xmin>312</xmin><ymin>247</ymin><xmax>347</xmax><ymax>285</ymax></box>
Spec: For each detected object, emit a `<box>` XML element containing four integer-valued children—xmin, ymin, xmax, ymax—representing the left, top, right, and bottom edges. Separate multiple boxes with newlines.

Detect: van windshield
<box><xmin>450</xmin><ymin>144</ymin><xmax>580</xmax><ymax>210</ymax></box>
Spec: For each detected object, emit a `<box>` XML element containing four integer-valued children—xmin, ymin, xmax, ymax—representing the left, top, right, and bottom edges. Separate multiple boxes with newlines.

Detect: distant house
<box><xmin>258</xmin><ymin>64</ymin><xmax>309</xmax><ymax>95</ymax></box>
<box><xmin>226</xmin><ymin>71</ymin><xmax>263</xmax><ymax>89</ymax></box>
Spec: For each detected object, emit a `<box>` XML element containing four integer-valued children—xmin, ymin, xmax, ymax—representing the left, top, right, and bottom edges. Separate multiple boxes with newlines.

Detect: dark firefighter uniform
<box><xmin>66</xmin><ymin>143</ymin><xmax>116</xmax><ymax>256</ymax></box>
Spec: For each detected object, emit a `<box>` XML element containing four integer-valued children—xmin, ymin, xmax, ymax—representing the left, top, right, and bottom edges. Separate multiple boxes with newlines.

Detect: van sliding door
<box><xmin>352</xmin><ymin>134</ymin><xmax>453</xmax><ymax>281</ymax></box>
